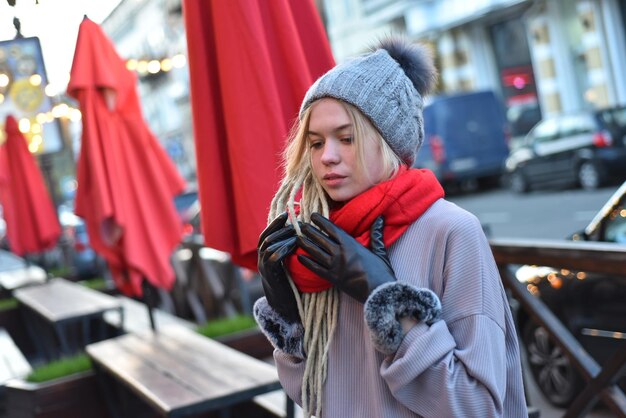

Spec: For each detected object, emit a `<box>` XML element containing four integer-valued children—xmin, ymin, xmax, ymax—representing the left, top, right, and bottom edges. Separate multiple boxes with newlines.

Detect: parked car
<box><xmin>414</xmin><ymin>90</ymin><xmax>510</xmax><ymax>191</ymax></box>
<box><xmin>514</xmin><ymin>181</ymin><xmax>626</xmax><ymax>407</ymax></box>
<box><xmin>0</xmin><ymin>249</ymin><xmax>47</xmax><ymax>295</ymax></box>
<box><xmin>505</xmin><ymin>106</ymin><xmax>626</xmax><ymax>193</ymax></box>
<box><xmin>173</xmin><ymin>190</ymin><xmax>202</xmax><ymax>242</ymax></box>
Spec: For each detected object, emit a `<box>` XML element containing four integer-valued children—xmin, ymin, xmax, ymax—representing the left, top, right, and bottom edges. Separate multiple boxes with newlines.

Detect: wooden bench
<box><xmin>0</xmin><ymin>327</ymin><xmax>32</xmax><ymax>385</ymax></box>
<box><xmin>86</xmin><ymin>325</ymin><xmax>292</xmax><ymax>417</ymax></box>
<box><xmin>13</xmin><ymin>278</ymin><xmax>123</xmax><ymax>359</ymax></box>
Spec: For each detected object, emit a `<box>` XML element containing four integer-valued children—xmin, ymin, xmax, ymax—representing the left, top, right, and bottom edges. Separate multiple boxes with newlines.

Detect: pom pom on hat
<box><xmin>374</xmin><ymin>36</ymin><xmax>437</xmax><ymax>96</ymax></box>
<box><xmin>300</xmin><ymin>36</ymin><xmax>437</xmax><ymax>166</ymax></box>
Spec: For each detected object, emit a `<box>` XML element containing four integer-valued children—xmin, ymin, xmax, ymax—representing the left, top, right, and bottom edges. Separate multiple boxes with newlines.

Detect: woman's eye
<box><xmin>341</xmin><ymin>136</ymin><xmax>353</xmax><ymax>143</ymax></box>
<box><xmin>309</xmin><ymin>141</ymin><xmax>323</xmax><ymax>149</ymax></box>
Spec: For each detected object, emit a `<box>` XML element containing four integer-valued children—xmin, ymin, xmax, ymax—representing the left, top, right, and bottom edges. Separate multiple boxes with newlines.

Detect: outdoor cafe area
<box><xmin>0</xmin><ymin>240</ymin><xmax>297</xmax><ymax>418</ymax></box>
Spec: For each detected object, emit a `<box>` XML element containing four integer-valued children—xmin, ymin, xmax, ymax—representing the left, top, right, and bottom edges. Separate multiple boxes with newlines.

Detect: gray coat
<box><xmin>264</xmin><ymin>199</ymin><xmax>528</xmax><ymax>417</ymax></box>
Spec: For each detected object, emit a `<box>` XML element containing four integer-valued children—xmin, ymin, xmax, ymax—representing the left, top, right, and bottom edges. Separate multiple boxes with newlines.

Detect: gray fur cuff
<box><xmin>364</xmin><ymin>282</ymin><xmax>442</xmax><ymax>355</ymax></box>
<box><xmin>253</xmin><ymin>297</ymin><xmax>305</xmax><ymax>358</ymax></box>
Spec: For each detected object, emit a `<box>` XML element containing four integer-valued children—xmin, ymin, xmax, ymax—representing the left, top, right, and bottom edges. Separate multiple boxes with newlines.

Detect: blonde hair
<box><xmin>269</xmin><ymin>98</ymin><xmax>401</xmax><ymax>417</ymax></box>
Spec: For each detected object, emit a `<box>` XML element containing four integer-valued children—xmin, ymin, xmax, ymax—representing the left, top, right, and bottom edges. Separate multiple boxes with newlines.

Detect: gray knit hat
<box><xmin>300</xmin><ymin>37</ymin><xmax>437</xmax><ymax>166</ymax></box>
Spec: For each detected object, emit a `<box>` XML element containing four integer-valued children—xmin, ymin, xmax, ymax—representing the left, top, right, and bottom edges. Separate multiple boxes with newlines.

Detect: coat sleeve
<box><xmin>273</xmin><ymin>350</ymin><xmax>306</xmax><ymax>406</ymax></box>
<box><xmin>253</xmin><ymin>297</ymin><xmax>306</xmax><ymax>406</ymax></box>
<box><xmin>377</xmin><ymin>214</ymin><xmax>518</xmax><ymax>417</ymax></box>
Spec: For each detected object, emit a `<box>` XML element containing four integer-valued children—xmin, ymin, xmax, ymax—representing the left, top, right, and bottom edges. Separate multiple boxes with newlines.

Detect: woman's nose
<box><xmin>320</xmin><ymin>140</ymin><xmax>340</xmax><ymax>165</ymax></box>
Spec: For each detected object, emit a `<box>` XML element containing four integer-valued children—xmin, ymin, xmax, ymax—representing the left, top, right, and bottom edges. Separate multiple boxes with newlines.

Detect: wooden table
<box><xmin>87</xmin><ymin>325</ymin><xmax>290</xmax><ymax>417</ymax></box>
<box><xmin>13</xmin><ymin>278</ymin><xmax>123</xmax><ymax>358</ymax></box>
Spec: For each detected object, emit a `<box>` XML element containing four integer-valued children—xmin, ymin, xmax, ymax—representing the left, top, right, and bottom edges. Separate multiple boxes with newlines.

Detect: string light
<box><xmin>13</xmin><ymin>103</ymin><xmax>82</xmax><ymax>154</ymax></box>
<box><xmin>125</xmin><ymin>53</ymin><xmax>187</xmax><ymax>76</ymax></box>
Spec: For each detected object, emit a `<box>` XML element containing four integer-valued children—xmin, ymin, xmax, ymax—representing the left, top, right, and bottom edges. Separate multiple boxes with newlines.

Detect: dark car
<box><xmin>505</xmin><ymin>106</ymin><xmax>626</xmax><ymax>193</ymax></box>
<box><xmin>414</xmin><ymin>90</ymin><xmax>511</xmax><ymax>191</ymax></box>
<box><xmin>173</xmin><ymin>190</ymin><xmax>202</xmax><ymax>241</ymax></box>
<box><xmin>514</xmin><ymin>181</ymin><xmax>626</xmax><ymax>406</ymax></box>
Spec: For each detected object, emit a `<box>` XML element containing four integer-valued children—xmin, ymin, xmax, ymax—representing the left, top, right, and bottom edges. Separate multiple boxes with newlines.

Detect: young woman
<box><xmin>254</xmin><ymin>37</ymin><xmax>528</xmax><ymax>417</ymax></box>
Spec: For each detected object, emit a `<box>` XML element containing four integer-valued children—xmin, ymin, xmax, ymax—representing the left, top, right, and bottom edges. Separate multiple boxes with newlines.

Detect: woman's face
<box><xmin>307</xmin><ymin>98</ymin><xmax>386</xmax><ymax>203</ymax></box>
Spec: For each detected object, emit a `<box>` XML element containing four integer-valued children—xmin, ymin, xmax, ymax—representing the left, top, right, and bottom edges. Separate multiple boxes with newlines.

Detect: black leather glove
<box><xmin>296</xmin><ymin>213</ymin><xmax>395</xmax><ymax>303</ymax></box>
<box><xmin>257</xmin><ymin>212</ymin><xmax>300</xmax><ymax>324</ymax></box>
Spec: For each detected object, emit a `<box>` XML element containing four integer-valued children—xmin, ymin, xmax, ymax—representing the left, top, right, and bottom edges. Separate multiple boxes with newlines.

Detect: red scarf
<box><xmin>286</xmin><ymin>167</ymin><xmax>444</xmax><ymax>293</ymax></box>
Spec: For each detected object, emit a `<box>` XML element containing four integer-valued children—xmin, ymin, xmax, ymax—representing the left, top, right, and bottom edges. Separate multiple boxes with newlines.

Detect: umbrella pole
<box><xmin>141</xmin><ymin>279</ymin><xmax>158</xmax><ymax>331</ymax></box>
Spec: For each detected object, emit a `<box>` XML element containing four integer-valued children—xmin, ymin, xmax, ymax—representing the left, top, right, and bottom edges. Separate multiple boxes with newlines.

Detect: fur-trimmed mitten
<box><xmin>364</xmin><ymin>282</ymin><xmax>442</xmax><ymax>355</ymax></box>
<box><xmin>253</xmin><ymin>297</ymin><xmax>305</xmax><ymax>358</ymax></box>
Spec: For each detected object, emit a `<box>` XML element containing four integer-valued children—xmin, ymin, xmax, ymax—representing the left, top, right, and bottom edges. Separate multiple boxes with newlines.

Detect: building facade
<box><xmin>101</xmin><ymin>0</ymin><xmax>195</xmax><ymax>182</ymax></box>
<box><xmin>322</xmin><ymin>0</ymin><xmax>626</xmax><ymax>138</ymax></box>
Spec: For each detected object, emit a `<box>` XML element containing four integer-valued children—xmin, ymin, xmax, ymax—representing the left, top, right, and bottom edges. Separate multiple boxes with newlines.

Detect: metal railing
<box><xmin>490</xmin><ymin>238</ymin><xmax>626</xmax><ymax>418</ymax></box>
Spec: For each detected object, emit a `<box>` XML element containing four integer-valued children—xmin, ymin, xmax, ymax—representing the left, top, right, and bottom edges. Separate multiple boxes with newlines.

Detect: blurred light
<box><xmin>44</xmin><ymin>84</ymin><xmax>58</xmax><ymax>97</ymax></box>
<box><xmin>620</xmin><ymin>209</ymin><xmax>626</xmax><ymax>218</ymax></box>
<box><xmin>549</xmin><ymin>277</ymin><xmax>562</xmax><ymax>289</ymax></box>
<box><xmin>576</xmin><ymin>271</ymin><xmax>587</xmax><ymax>280</ymax></box>
<box><xmin>526</xmin><ymin>284</ymin><xmax>540</xmax><ymax>296</ymax></box>
<box><xmin>0</xmin><ymin>73</ymin><xmax>9</xmax><ymax>87</ymax></box>
<box><xmin>515</xmin><ymin>265</ymin><xmax>556</xmax><ymax>283</ymax></box>
<box><xmin>31</xmin><ymin>123</ymin><xmax>42</xmax><ymax>134</ymax></box>
<box><xmin>126</xmin><ymin>59</ymin><xmax>138</xmax><ymax>71</ymax></box>
<box><xmin>160</xmin><ymin>58</ymin><xmax>173</xmax><ymax>72</ymax></box>
<box><xmin>29</xmin><ymin>74</ymin><xmax>42</xmax><ymax>86</ymax></box>
<box><xmin>69</xmin><ymin>108</ymin><xmax>82</xmax><ymax>122</ymax></box>
<box><xmin>28</xmin><ymin>135</ymin><xmax>42</xmax><ymax>153</ymax></box>
<box><xmin>560</xmin><ymin>269</ymin><xmax>570</xmax><ymax>276</ymax></box>
<box><xmin>147</xmin><ymin>60</ymin><xmax>161</xmax><ymax>74</ymax></box>
<box><xmin>585</xmin><ymin>88</ymin><xmax>597</xmax><ymax>103</ymax></box>
<box><xmin>513</xmin><ymin>76</ymin><xmax>526</xmax><ymax>89</ymax></box>
<box><xmin>52</xmin><ymin>103</ymin><xmax>69</xmax><ymax>118</ymax></box>
<box><xmin>0</xmin><ymin>94</ymin><xmax>4</xmax><ymax>104</ymax></box>
<box><xmin>18</xmin><ymin>118</ymin><xmax>31</xmax><ymax>133</ymax></box>
<box><xmin>172</xmin><ymin>54</ymin><xmax>186</xmax><ymax>68</ymax></box>
<box><xmin>36</xmin><ymin>113</ymin><xmax>47</xmax><ymax>125</ymax></box>
<box><xmin>137</xmin><ymin>60</ymin><xmax>149</xmax><ymax>74</ymax></box>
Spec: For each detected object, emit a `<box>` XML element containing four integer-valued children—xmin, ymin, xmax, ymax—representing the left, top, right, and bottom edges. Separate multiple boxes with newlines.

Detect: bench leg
<box><xmin>93</xmin><ymin>363</ymin><xmax>123</xmax><ymax>418</ymax></box>
<box><xmin>286</xmin><ymin>396</ymin><xmax>295</xmax><ymax>418</ymax></box>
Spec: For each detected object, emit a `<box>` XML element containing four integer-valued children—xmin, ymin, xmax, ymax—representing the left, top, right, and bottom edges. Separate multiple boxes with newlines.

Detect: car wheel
<box><xmin>578</xmin><ymin>161</ymin><xmax>603</xmax><ymax>190</ymax></box>
<box><xmin>509</xmin><ymin>171</ymin><xmax>529</xmax><ymax>193</ymax></box>
<box><xmin>522</xmin><ymin>321</ymin><xmax>584</xmax><ymax>407</ymax></box>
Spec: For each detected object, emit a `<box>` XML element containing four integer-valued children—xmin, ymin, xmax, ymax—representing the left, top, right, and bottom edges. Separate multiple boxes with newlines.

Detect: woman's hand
<box><xmin>296</xmin><ymin>213</ymin><xmax>396</xmax><ymax>303</ymax></box>
<box><xmin>258</xmin><ymin>212</ymin><xmax>300</xmax><ymax>324</ymax></box>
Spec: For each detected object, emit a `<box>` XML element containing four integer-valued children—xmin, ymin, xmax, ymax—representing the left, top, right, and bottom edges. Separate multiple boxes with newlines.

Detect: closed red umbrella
<box><xmin>67</xmin><ymin>18</ymin><xmax>186</xmax><ymax>299</ymax></box>
<box><xmin>0</xmin><ymin>115</ymin><xmax>60</xmax><ymax>256</ymax></box>
<box><xmin>183</xmin><ymin>0</ymin><xmax>334</xmax><ymax>269</ymax></box>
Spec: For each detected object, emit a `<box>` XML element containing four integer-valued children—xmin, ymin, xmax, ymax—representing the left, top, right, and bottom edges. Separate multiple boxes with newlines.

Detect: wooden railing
<box><xmin>490</xmin><ymin>238</ymin><xmax>626</xmax><ymax>418</ymax></box>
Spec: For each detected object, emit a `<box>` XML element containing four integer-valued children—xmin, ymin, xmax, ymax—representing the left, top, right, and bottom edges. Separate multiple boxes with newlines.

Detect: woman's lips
<box><xmin>323</xmin><ymin>174</ymin><xmax>346</xmax><ymax>187</ymax></box>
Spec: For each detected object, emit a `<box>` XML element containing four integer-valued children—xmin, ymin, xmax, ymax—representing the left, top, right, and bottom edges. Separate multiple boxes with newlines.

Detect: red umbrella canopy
<box><xmin>183</xmin><ymin>0</ymin><xmax>335</xmax><ymax>269</ymax></box>
<box><xmin>67</xmin><ymin>18</ymin><xmax>186</xmax><ymax>297</ymax></box>
<box><xmin>0</xmin><ymin>115</ymin><xmax>61</xmax><ymax>256</ymax></box>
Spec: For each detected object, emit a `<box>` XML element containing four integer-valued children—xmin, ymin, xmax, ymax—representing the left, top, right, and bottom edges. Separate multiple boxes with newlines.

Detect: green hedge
<box><xmin>0</xmin><ymin>297</ymin><xmax>18</xmax><ymax>312</ymax></box>
<box><xmin>24</xmin><ymin>315</ymin><xmax>258</xmax><ymax>383</ymax></box>
<box><xmin>26</xmin><ymin>354</ymin><xmax>92</xmax><ymax>383</ymax></box>
<box><xmin>196</xmin><ymin>314</ymin><xmax>257</xmax><ymax>339</ymax></box>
